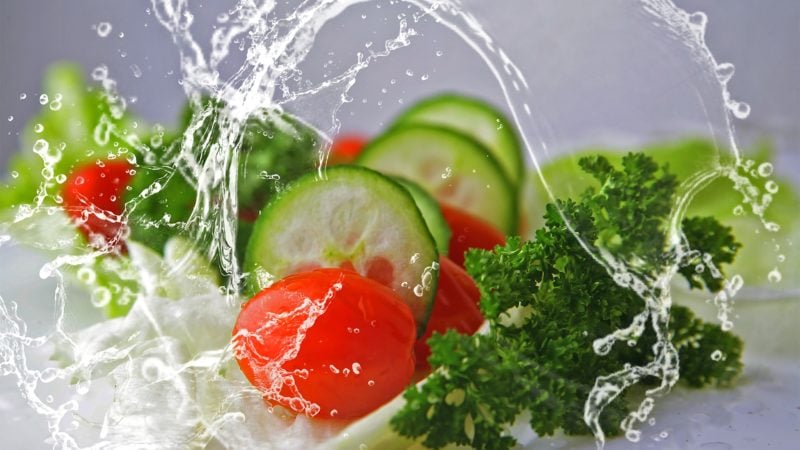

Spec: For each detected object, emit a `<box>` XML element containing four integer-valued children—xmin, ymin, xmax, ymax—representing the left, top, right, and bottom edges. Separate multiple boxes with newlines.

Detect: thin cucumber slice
<box><xmin>392</xmin><ymin>176</ymin><xmax>451</xmax><ymax>256</ymax></box>
<box><xmin>244</xmin><ymin>165</ymin><xmax>439</xmax><ymax>333</ymax></box>
<box><xmin>357</xmin><ymin>125</ymin><xmax>517</xmax><ymax>234</ymax></box>
<box><xmin>392</xmin><ymin>94</ymin><xmax>524</xmax><ymax>188</ymax></box>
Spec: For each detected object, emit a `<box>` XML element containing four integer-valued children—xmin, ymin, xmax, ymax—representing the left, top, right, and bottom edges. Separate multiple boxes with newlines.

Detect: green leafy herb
<box><xmin>391</xmin><ymin>153</ymin><xmax>743</xmax><ymax>449</ymax></box>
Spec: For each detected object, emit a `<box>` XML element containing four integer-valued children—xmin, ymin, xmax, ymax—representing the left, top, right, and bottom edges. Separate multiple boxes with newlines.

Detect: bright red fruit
<box><xmin>328</xmin><ymin>134</ymin><xmax>367</xmax><ymax>164</ymax></box>
<box><xmin>414</xmin><ymin>256</ymin><xmax>484</xmax><ymax>370</ymax></box>
<box><xmin>232</xmin><ymin>268</ymin><xmax>416</xmax><ymax>419</ymax></box>
<box><xmin>62</xmin><ymin>160</ymin><xmax>132</xmax><ymax>251</ymax></box>
<box><xmin>439</xmin><ymin>202</ymin><xmax>506</xmax><ymax>267</ymax></box>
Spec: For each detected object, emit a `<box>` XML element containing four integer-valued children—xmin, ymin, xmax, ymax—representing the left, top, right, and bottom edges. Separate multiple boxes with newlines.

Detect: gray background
<box><xmin>1</xmin><ymin>0</ymin><xmax>799</xmax><ymax>171</ymax></box>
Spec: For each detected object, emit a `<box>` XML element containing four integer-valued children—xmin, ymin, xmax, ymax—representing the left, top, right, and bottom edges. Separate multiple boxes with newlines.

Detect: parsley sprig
<box><xmin>391</xmin><ymin>153</ymin><xmax>743</xmax><ymax>449</ymax></box>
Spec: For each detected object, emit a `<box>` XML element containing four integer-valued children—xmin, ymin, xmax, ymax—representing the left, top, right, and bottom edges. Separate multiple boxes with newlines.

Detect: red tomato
<box><xmin>414</xmin><ymin>256</ymin><xmax>484</xmax><ymax>370</ymax></box>
<box><xmin>440</xmin><ymin>202</ymin><xmax>506</xmax><ymax>268</ymax></box>
<box><xmin>62</xmin><ymin>160</ymin><xmax>133</xmax><ymax>251</ymax></box>
<box><xmin>328</xmin><ymin>134</ymin><xmax>367</xmax><ymax>164</ymax></box>
<box><xmin>233</xmin><ymin>268</ymin><xmax>416</xmax><ymax>419</ymax></box>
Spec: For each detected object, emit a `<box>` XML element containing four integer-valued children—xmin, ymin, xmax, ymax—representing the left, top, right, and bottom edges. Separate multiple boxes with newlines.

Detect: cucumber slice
<box><xmin>392</xmin><ymin>177</ymin><xmax>451</xmax><ymax>256</ymax></box>
<box><xmin>392</xmin><ymin>94</ymin><xmax>524</xmax><ymax>188</ymax></box>
<box><xmin>357</xmin><ymin>125</ymin><xmax>517</xmax><ymax>235</ymax></box>
<box><xmin>244</xmin><ymin>165</ymin><xmax>439</xmax><ymax>333</ymax></box>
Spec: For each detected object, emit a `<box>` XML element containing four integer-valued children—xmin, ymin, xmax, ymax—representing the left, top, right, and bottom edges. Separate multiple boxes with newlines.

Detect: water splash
<box><xmin>0</xmin><ymin>0</ymin><xmax>783</xmax><ymax>449</ymax></box>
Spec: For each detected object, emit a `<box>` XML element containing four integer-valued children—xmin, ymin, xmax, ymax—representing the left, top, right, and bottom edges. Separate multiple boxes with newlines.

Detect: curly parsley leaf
<box><xmin>391</xmin><ymin>153</ymin><xmax>743</xmax><ymax>449</ymax></box>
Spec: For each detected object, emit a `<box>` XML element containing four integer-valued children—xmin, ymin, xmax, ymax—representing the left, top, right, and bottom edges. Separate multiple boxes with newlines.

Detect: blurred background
<box><xmin>1</xmin><ymin>0</ymin><xmax>798</xmax><ymax>173</ymax></box>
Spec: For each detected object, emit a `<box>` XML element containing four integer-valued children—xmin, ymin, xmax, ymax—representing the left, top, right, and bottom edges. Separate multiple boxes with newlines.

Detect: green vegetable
<box><xmin>0</xmin><ymin>63</ymin><xmax>140</xmax><ymax>211</ymax></box>
<box><xmin>391</xmin><ymin>153</ymin><xmax>743</xmax><ymax>449</ymax></box>
<box><xmin>243</xmin><ymin>165</ymin><xmax>440</xmax><ymax>335</ymax></box>
<box><xmin>390</xmin><ymin>93</ymin><xmax>524</xmax><ymax>188</ymax></box>
<box><xmin>125</xmin><ymin>99</ymin><xmax>320</xmax><ymax>263</ymax></box>
<box><xmin>520</xmin><ymin>138</ymin><xmax>799</xmax><ymax>288</ymax></box>
<box><xmin>0</xmin><ymin>64</ymin><xmax>148</xmax><ymax>317</ymax></box>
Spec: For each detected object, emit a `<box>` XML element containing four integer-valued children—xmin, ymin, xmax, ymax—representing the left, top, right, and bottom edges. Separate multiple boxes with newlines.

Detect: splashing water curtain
<box><xmin>0</xmin><ymin>1</ymin><xmax>788</xmax><ymax>449</ymax></box>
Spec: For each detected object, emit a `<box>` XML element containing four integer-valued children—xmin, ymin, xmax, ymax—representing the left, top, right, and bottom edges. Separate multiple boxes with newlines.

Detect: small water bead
<box><xmin>730</xmin><ymin>100</ymin><xmax>751</xmax><ymax>119</ymax></box>
<box><xmin>367</xmin><ymin>380</ymin><xmax>375</xmax><ymax>387</ymax></box>
<box><xmin>77</xmin><ymin>267</ymin><xmax>97</xmax><ymax>284</ymax></box>
<box><xmin>118</xmin><ymin>32</ymin><xmax>125</xmax><ymax>39</ymax></box>
<box><xmin>19</xmin><ymin>93</ymin><xmax>27</xmax><ymax>100</ymax></box>
<box><xmin>7</xmin><ymin>116</ymin><xmax>13</xmax><ymax>122</ymax></box>
<box><xmin>757</xmin><ymin>162</ymin><xmax>774</xmax><ymax>177</ymax></box>
<box><xmin>39</xmin><ymin>94</ymin><xmax>49</xmax><ymax>105</ymax></box>
<box><xmin>10</xmin><ymin>171</ymin><xmax>19</xmax><ymax>179</ymax></box>
<box><xmin>49</xmin><ymin>94</ymin><xmax>63</xmax><ymax>111</ymax></box>
<box><xmin>130</xmin><ymin>64</ymin><xmax>143</xmax><ymax>78</ymax></box>
<box><xmin>96</xmin><ymin>22</ymin><xmax>112</xmax><ymax>38</ymax></box>
<box><xmin>141</xmin><ymin>357</ymin><xmax>164</xmax><ymax>381</ymax></box>
<box><xmin>767</xmin><ymin>268</ymin><xmax>782</xmax><ymax>283</ymax></box>
<box><xmin>715</xmin><ymin>62</ymin><xmax>735</xmax><ymax>84</ymax></box>
<box><xmin>765</xmin><ymin>222</ymin><xmax>780</xmax><ymax>232</ymax></box>
<box><xmin>91</xmin><ymin>287</ymin><xmax>112</xmax><ymax>308</ymax></box>
<box><xmin>764</xmin><ymin>180</ymin><xmax>779</xmax><ymax>194</ymax></box>
<box><xmin>405</xmin><ymin>69</ymin><xmax>414</xmax><ymax>77</ymax></box>
<box><xmin>625</xmin><ymin>428</ymin><xmax>641</xmax><ymax>443</ymax></box>
<box><xmin>710</xmin><ymin>350</ymin><xmax>725</xmax><ymax>361</ymax></box>
<box><xmin>732</xmin><ymin>205</ymin><xmax>744</xmax><ymax>216</ymax></box>
<box><xmin>777</xmin><ymin>254</ymin><xmax>786</xmax><ymax>263</ymax></box>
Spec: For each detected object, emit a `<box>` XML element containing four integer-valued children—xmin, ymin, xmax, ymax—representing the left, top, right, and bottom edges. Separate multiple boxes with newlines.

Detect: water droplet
<box><xmin>330</xmin><ymin>409</ymin><xmax>338</xmax><ymax>417</ymax></box>
<box><xmin>625</xmin><ymin>428</ymin><xmax>641</xmax><ymax>442</ymax></box>
<box><xmin>6</xmin><ymin>116</ymin><xmax>13</xmax><ymax>122</ymax></box>
<box><xmin>39</xmin><ymin>94</ymin><xmax>49</xmax><ymax>105</ymax></box>
<box><xmin>34</xmin><ymin>123</ymin><xmax>44</xmax><ymax>133</ymax></box>
<box><xmin>130</xmin><ymin>64</ymin><xmax>142</xmax><ymax>78</ymax></box>
<box><xmin>92</xmin><ymin>64</ymin><xmax>108</xmax><ymax>81</ymax></box>
<box><xmin>710</xmin><ymin>350</ymin><xmax>724</xmax><ymax>361</ymax></box>
<box><xmin>367</xmin><ymin>380</ymin><xmax>375</xmax><ymax>387</ymax></box>
<box><xmin>19</xmin><ymin>93</ymin><xmax>27</xmax><ymax>100</ymax></box>
<box><xmin>77</xmin><ymin>267</ymin><xmax>97</xmax><ymax>284</ymax></box>
<box><xmin>730</xmin><ymin>101</ymin><xmax>751</xmax><ymax>119</ymax></box>
<box><xmin>757</xmin><ymin>162</ymin><xmax>773</xmax><ymax>177</ymax></box>
<box><xmin>767</xmin><ymin>268</ymin><xmax>782</xmax><ymax>283</ymax></box>
<box><xmin>715</xmin><ymin>63</ymin><xmax>735</xmax><ymax>83</ymax></box>
<box><xmin>764</xmin><ymin>222</ymin><xmax>780</xmax><ymax>232</ymax></box>
<box><xmin>732</xmin><ymin>205</ymin><xmax>744</xmax><ymax>216</ymax></box>
<box><xmin>352</xmin><ymin>362</ymin><xmax>361</xmax><ymax>375</ymax></box>
<box><xmin>96</xmin><ymin>22</ymin><xmax>112</xmax><ymax>38</ymax></box>
<box><xmin>764</xmin><ymin>180</ymin><xmax>779</xmax><ymax>194</ymax></box>
<box><xmin>91</xmin><ymin>287</ymin><xmax>112</xmax><ymax>308</ymax></box>
<box><xmin>405</xmin><ymin>69</ymin><xmax>414</xmax><ymax>77</ymax></box>
<box><xmin>49</xmin><ymin>97</ymin><xmax>62</xmax><ymax>111</ymax></box>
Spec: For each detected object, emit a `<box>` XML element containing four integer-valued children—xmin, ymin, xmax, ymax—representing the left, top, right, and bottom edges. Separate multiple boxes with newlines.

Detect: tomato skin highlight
<box><xmin>440</xmin><ymin>202</ymin><xmax>506</xmax><ymax>267</ymax></box>
<box><xmin>62</xmin><ymin>160</ymin><xmax>132</xmax><ymax>251</ymax></box>
<box><xmin>233</xmin><ymin>268</ymin><xmax>416</xmax><ymax>419</ymax></box>
<box><xmin>414</xmin><ymin>256</ymin><xmax>484</xmax><ymax>370</ymax></box>
<box><xmin>328</xmin><ymin>134</ymin><xmax>368</xmax><ymax>164</ymax></box>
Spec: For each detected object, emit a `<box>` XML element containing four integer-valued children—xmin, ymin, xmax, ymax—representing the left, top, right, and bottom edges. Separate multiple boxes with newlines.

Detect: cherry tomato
<box><xmin>328</xmin><ymin>134</ymin><xmax>368</xmax><ymax>164</ymax></box>
<box><xmin>414</xmin><ymin>256</ymin><xmax>484</xmax><ymax>370</ymax></box>
<box><xmin>439</xmin><ymin>202</ymin><xmax>506</xmax><ymax>268</ymax></box>
<box><xmin>233</xmin><ymin>268</ymin><xmax>416</xmax><ymax>419</ymax></box>
<box><xmin>62</xmin><ymin>160</ymin><xmax>132</xmax><ymax>251</ymax></box>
